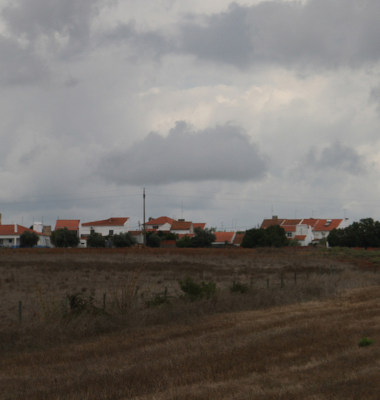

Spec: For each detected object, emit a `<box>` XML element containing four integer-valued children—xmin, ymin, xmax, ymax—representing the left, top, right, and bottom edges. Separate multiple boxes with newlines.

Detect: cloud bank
<box><xmin>98</xmin><ymin>122</ymin><xmax>269</xmax><ymax>185</ymax></box>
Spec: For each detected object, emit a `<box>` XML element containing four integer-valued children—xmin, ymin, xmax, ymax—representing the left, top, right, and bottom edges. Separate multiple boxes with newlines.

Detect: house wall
<box><xmin>145</xmin><ymin>222</ymin><xmax>172</xmax><ymax>231</ymax></box>
<box><xmin>81</xmin><ymin>221</ymin><xmax>130</xmax><ymax>236</ymax></box>
<box><xmin>0</xmin><ymin>235</ymin><xmax>51</xmax><ymax>247</ymax></box>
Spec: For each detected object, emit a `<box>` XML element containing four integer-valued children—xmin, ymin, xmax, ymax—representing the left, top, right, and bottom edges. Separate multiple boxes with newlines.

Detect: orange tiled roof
<box><xmin>232</xmin><ymin>233</ymin><xmax>245</xmax><ymax>245</ymax></box>
<box><xmin>282</xmin><ymin>226</ymin><xmax>297</xmax><ymax>232</ymax></box>
<box><xmin>260</xmin><ymin>219</ymin><xmax>285</xmax><ymax>229</ymax></box>
<box><xmin>193</xmin><ymin>223</ymin><xmax>206</xmax><ymax>230</ymax></box>
<box><xmin>312</xmin><ymin>219</ymin><xmax>343</xmax><ymax>232</ymax></box>
<box><xmin>55</xmin><ymin>219</ymin><xmax>80</xmax><ymax>230</ymax></box>
<box><xmin>82</xmin><ymin>218</ymin><xmax>129</xmax><ymax>227</ymax></box>
<box><xmin>171</xmin><ymin>221</ymin><xmax>192</xmax><ymax>230</ymax></box>
<box><xmin>295</xmin><ymin>235</ymin><xmax>307</xmax><ymax>241</ymax></box>
<box><xmin>0</xmin><ymin>225</ymin><xmax>48</xmax><ymax>236</ymax></box>
<box><xmin>213</xmin><ymin>232</ymin><xmax>235</xmax><ymax>243</ymax></box>
<box><xmin>281</xmin><ymin>219</ymin><xmax>302</xmax><ymax>226</ymax></box>
<box><xmin>145</xmin><ymin>216</ymin><xmax>175</xmax><ymax>226</ymax></box>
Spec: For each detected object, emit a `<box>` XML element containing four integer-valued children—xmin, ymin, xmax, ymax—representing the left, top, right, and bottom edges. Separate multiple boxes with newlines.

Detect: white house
<box><xmin>81</xmin><ymin>217</ymin><xmax>130</xmax><ymax>238</ymax></box>
<box><xmin>0</xmin><ymin>224</ymin><xmax>51</xmax><ymax>247</ymax></box>
<box><xmin>170</xmin><ymin>220</ymin><xmax>194</xmax><ymax>235</ymax></box>
<box><xmin>144</xmin><ymin>216</ymin><xmax>175</xmax><ymax>232</ymax></box>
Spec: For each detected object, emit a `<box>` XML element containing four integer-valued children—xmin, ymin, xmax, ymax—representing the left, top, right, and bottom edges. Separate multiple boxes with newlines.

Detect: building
<box><xmin>55</xmin><ymin>220</ymin><xmax>81</xmax><ymax>236</ymax></box>
<box><xmin>170</xmin><ymin>219</ymin><xmax>194</xmax><ymax>235</ymax></box>
<box><xmin>144</xmin><ymin>216</ymin><xmax>175</xmax><ymax>232</ymax></box>
<box><xmin>81</xmin><ymin>217</ymin><xmax>130</xmax><ymax>238</ymax></box>
<box><xmin>0</xmin><ymin>224</ymin><xmax>51</xmax><ymax>247</ymax></box>
<box><xmin>212</xmin><ymin>231</ymin><xmax>236</xmax><ymax>247</ymax></box>
<box><xmin>260</xmin><ymin>216</ymin><xmax>348</xmax><ymax>246</ymax></box>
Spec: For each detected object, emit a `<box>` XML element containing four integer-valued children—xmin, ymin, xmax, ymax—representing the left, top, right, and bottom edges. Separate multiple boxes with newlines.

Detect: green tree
<box><xmin>146</xmin><ymin>232</ymin><xmax>161</xmax><ymax>247</ymax></box>
<box><xmin>52</xmin><ymin>228</ymin><xmax>79</xmax><ymax>248</ymax></box>
<box><xmin>112</xmin><ymin>232</ymin><xmax>136</xmax><ymax>248</ymax></box>
<box><xmin>20</xmin><ymin>230</ymin><xmax>39</xmax><ymax>247</ymax></box>
<box><xmin>190</xmin><ymin>228</ymin><xmax>216</xmax><ymax>248</ymax></box>
<box><xmin>87</xmin><ymin>232</ymin><xmax>106</xmax><ymax>248</ymax></box>
<box><xmin>176</xmin><ymin>235</ymin><xmax>192</xmax><ymax>248</ymax></box>
<box><xmin>242</xmin><ymin>225</ymin><xmax>287</xmax><ymax>248</ymax></box>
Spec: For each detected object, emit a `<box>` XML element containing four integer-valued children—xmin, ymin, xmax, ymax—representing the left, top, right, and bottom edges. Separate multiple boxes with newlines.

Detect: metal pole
<box><xmin>143</xmin><ymin>188</ymin><xmax>146</xmax><ymax>246</ymax></box>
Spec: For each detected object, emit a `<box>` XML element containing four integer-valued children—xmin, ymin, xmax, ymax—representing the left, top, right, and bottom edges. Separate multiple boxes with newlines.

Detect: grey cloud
<box><xmin>177</xmin><ymin>0</ymin><xmax>380</xmax><ymax>69</ymax></box>
<box><xmin>302</xmin><ymin>142</ymin><xmax>366</xmax><ymax>175</ymax></box>
<box><xmin>2</xmin><ymin>0</ymin><xmax>113</xmax><ymax>55</ymax></box>
<box><xmin>97</xmin><ymin>121</ymin><xmax>268</xmax><ymax>185</ymax></box>
<box><xmin>0</xmin><ymin>36</ymin><xmax>49</xmax><ymax>85</ymax></box>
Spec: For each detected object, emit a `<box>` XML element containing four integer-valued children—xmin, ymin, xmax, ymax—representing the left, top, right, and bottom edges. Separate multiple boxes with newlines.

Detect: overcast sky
<box><xmin>1</xmin><ymin>0</ymin><xmax>380</xmax><ymax>231</ymax></box>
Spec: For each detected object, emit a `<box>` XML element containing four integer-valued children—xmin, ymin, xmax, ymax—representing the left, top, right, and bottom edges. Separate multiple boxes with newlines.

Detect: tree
<box><xmin>20</xmin><ymin>230</ymin><xmax>39</xmax><ymax>247</ymax></box>
<box><xmin>51</xmin><ymin>228</ymin><xmax>79</xmax><ymax>248</ymax></box>
<box><xmin>328</xmin><ymin>218</ymin><xmax>380</xmax><ymax>249</ymax></box>
<box><xmin>176</xmin><ymin>235</ymin><xmax>192</xmax><ymax>248</ymax></box>
<box><xmin>112</xmin><ymin>232</ymin><xmax>136</xmax><ymax>248</ymax></box>
<box><xmin>190</xmin><ymin>228</ymin><xmax>216</xmax><ymax>248</ymax></box>
<box><xmin>146</xmin><ymin>232</ymin><xmax>161</xmax><ymax>247</ymax></box>
<box><xmin>242</xmin><ymin>225</ymin><xmax>287</xmax><ymax>248</ymax></box>
<box><xmin>87</xmin><ymin>232</ymin><xmax>106</xmax><ymax>248</ymax></box>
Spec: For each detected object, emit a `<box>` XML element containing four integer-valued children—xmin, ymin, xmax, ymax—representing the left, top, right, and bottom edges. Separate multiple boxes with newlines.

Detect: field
<box><xmin>1</xmin><ymin>247</ymin><xmax>380</xmax><ymax>399</ymax></box>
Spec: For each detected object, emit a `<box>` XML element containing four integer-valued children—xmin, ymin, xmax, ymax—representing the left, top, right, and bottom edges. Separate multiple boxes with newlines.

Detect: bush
<box><xmin>87</xmin><ymin>232</ymin><xmax>106</xmax><ymax>248</ymax></box>
<box><xmin>52</xmin><ymin>228</ymin><xmax>79</xmax><ymax>248</ymax></box>
<box><xmin>146</xmin><ymin>233</ymin><xmax>161</xmax><ymax>248</ymax></box>
<box><xmin>191</xmin><ymin>228</ymin><xmax>216</xmax><ymax>248</ymax></box>
<box><xmin>242</xmin><ymin>225</ymin><xmax>288</xmax><ymax>248</ymax></box>
<box><xmin>359</xmin><ymin>337</ymin><xmax>375</xmax><ymax>347</ymax></box>
<box><xmin>230</xmin><ymin>282</ymin><xmax>249</xmax><ymax>293</ymax></box>
<box><xmin>176</xmin><ymin>235</ymin><xmax>192</xmax><ymax>248</ymax></box>
<box><xmin>112</xmin><ymin>232</ymin><xmax>136</xmax><ymax>248</ymax></box>
<box><xmin>178</xmin><ymin>277</ymin><xmax>217</xmax><ymax>301</ymax></box>
<box><xmin>20</xmin><ymin>230</ymin><xmax>39</xmax><ymax>247</ymax></box>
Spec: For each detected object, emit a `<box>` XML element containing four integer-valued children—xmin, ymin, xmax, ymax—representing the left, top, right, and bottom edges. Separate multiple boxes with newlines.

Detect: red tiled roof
<box><xmin>55</xmin><ymin>219</ymin><xmax>80</xmax><ymax>230</ymax></box>
<box><xmin>281</xmin><ymin>219</ymin><xmax>302</xmax><ymax>226</ymax></box>
<box><xmin>260</xmin><ymin>219</ymin><xmax>285</xmax><ymax>229</ymax></box>
<box><xmin>0</xmin><ymin>225</ymin><xmax>48</xmax><ymax>236</ymax></box>
<box><xmin>82</xmin><ymin>218</ymin><xmax>129</xmax><ymax>227</ymax></box>
<box><xmin>171</xmin><ymin>221</ymin><xmax>192</xmax><ymax>230</ymax></box>
<box><xmin>193</xmin><ymin>223</ymin><xmax>206</xmax><ymax>230</ymax></box>
<box><xmin>300</xmin><ymin>219</ymin><xmax>319</xmax><ymax>228</ymax></box>
<box><xmin>233</xmin><ymin>233</ymin><xmax>244</xmax><ymax>245</ymax></box>
<box><xmin>312</xmin><ymin>219</ymin><xmax>343</xmax><ymax>232</ymax></box>
<box><xmin>145</xmin><ymin>216</ymin><xmax>175</xmax><ymax>226</ymax></box>
<box><xmin>282</xmin><ymin>225</ymin><xmax>297</xmax><ymax>232</ymax></box>
<box><xmin>295</xmin><ymin>235</ymin><xmax>307</xmax><ymax>241</ymax></box>
<box><xmin>213</xmin><ymin>232</ymin><xmax>235</xmax><ymax>243</ymax></box>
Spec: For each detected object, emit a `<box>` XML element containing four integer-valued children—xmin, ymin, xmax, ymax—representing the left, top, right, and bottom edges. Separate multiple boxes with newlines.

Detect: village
<box><xmin>0</xmin><ymin>212</ymin><xmax>348</xmax><ymax>248</ymax></box>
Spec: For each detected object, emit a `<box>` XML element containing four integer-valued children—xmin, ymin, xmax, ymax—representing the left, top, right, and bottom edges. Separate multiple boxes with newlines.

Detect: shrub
<box><xmin>146</xmin><ymin>232</ymin><xmax>161</xmax><ymax>248</ymax></box>
<box><xmin>359</xmin><ymin>337</ymin><xmax>375</xmax><ymax>347</ymax></box>
<box><xmin>52</xmin><ymin>228</ymin><xmax>79</xmax><ymax>248</ymax></box>
<box><xmin>20</xmin><ymin>230</ymin><xmax>39</xmax><ymax>247</ymax></box>
<box><xmin>176</xmin><ymin>235</ymin><xmax>192</xmax><ymax>248</ymax></box>
<box><xmin>230</xmin><ymin>281</ymin><xmax>249</xmax><ymax>293</ymax></box>
<box><xmin>178</xmin><ymin>276</ymin><xmax>217</xmax><ymax>301</ymax></box>
<box><xmin>87</xmin><ymin>232</ymin><xmax>106</xmax><ymax>248</ymax></box>
<box><xmin>112</xmin><ymin>232</ymin><xmax>136</xmax><ymax>248</ymax></box>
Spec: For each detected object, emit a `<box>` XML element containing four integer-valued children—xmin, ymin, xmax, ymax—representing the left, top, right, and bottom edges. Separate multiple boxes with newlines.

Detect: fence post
<box><xmin>281</xmin><ymin>274</ymin><xmax>284</xmax><ymax>288</ymax></box>
<box><xmin>103</xmin><ymin>293</ymin><xmax>106</xmax><ymax>309</ymax></box>
<box><xmin>250</xmin><ymin>278</ymin><xmax>253</xmax><ymax>287</ymax></box>
<box><xmin>294</xmin><ymin>271</ymin><xmax>297</xmax><ymax>283</ymax></box>
<box><xmin>267</xmin><ymin>278</ymin><xmax>269</xmax><ymax>289</ymax></box>
<box><xmin>18</xmin><ymin>301</ymin><xmax>22</xmax><ymax>323</ymax></box>
<box><xmin>164</xmin><ymin>287</ymin><xmax>168</xmax><ymax>300</ymax></box>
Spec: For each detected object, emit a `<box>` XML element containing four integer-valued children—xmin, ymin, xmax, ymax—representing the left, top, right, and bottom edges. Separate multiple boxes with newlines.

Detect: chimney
<box><xmin>272</xmin><ymin>215</ymin><xmax>278</xmax><ymax>220</ymax></box>
<box><xmin>14</xmin><ymin>223</ymin><xmax>17</xmax><ymax>233</ymax></box>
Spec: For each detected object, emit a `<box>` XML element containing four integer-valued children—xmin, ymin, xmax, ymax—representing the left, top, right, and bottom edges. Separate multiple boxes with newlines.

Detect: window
<box><xmin>109</xmin><ymin>230</ymin><xmax>114</xmax><ymax>236</ymax></box>
<box><xmin>8</xmin><ymin>239</ymin><xmax>12</xmax><ymax>243</ymax></box>
<box><xmin>287</xmin><ymin>232</ymin><xmax>292</xmax><ymax>238</ymax></box>
<box><xmin>153</xmin><ymin>225</ymin><xmax>158</xmax><ymax>229</ymax></box>
<box><xmin>0</xmin><ymin>239</ymin><xmax>3</xmax><ymax>244</ymax></box>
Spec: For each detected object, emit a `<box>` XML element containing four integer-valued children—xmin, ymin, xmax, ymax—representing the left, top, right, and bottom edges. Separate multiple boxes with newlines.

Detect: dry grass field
<box><xmin>1</xmin><ymin>247</ymin><xmax>380</xmax><ymax>399</ymax></box>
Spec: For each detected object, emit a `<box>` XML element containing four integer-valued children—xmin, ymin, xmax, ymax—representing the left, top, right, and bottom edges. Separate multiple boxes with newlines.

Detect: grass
<box><xmin>1</xmin><ymin>248</ymin><xmax>380</xmax><ymax>399</ymax></box>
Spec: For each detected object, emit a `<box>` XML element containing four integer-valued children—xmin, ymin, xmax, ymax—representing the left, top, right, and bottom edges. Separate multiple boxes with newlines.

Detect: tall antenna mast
<box><xmin>143</xmin><ymin>188</ymin><xmax>146</xmax><ymax>246</ymax></box>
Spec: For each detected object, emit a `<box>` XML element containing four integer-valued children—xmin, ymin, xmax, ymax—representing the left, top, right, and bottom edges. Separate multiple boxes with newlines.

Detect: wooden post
<box><xmin>164</xmin><ymin>287</ymin><xmax>168</xmax><ymax>300</ymax></box>
<box><xmin>267</xmin><ymin>278</ymin><xmax>269</xmax><ymax>289</ymax></box>
<box><xmin>294</xmin><ymin>271</ymin><xmax>297</xmax><ymax>283</ymax></box>
<box><xmin>103</xmin><ymin>293</ymin><xmax>106</xmax><ymax>309</ymax></box>
<box><xmin>18</xmin><ymin>301</ymin><xmax>22</xmax><ymax>323</ymax></box>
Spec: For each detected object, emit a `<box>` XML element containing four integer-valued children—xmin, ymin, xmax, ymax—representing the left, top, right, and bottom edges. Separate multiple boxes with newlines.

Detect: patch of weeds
<box><xmin>178</xmin><ymin>276</ymin><xmax>217</xmax><ymax>301</ymax></box>
<box><xmin>145</xmin><ymin>293</ymin><xmax>171</xmax><ymax>308</ymax></box>
<box><xmin>68</xmin><ymin>292</ymin><xmax>104</xmax><ymax>316</ymax></box>
<box><xmin>359</xmin><ymin>337</ymin><xmax>375</xmax><ymax>347</ymax></box>
<box><xmin>230</xmin><ymin>281</ymin><xmax>250</xmax><ymax>294</ymax></box>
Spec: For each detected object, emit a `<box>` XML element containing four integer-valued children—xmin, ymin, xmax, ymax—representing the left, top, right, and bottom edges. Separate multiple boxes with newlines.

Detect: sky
<box><xmin>1</xmin><ymin>0</ymin><xmax>380</xmax><ymax>231</ymax></box>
